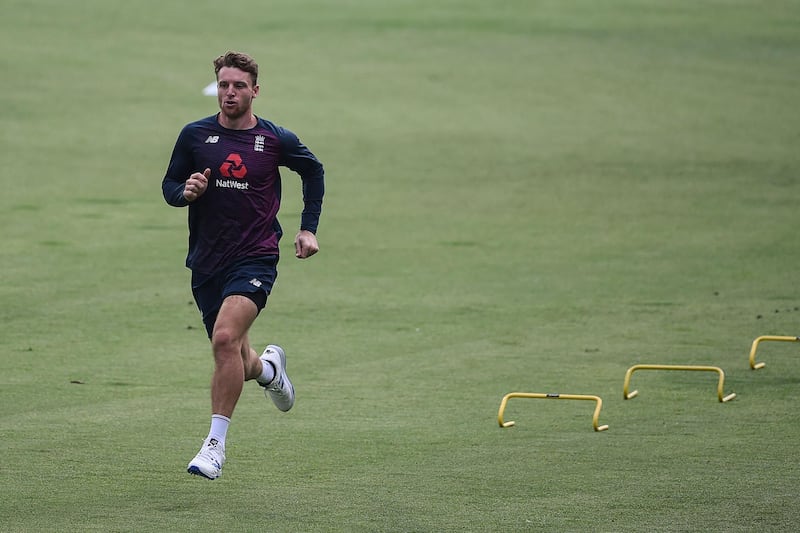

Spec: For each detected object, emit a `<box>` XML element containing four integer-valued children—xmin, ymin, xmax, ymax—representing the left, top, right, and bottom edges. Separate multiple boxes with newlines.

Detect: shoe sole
<box><xmin>187</xmin><ymin>465</ymin><xmax>219</xmax><ymax>479</ymax></box>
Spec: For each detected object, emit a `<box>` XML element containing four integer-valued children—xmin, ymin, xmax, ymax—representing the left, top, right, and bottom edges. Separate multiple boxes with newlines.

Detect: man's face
<box><xmin>216</xmin><ymin>66</ymin><xmax>259</xmax><ymax>120</ymax></box>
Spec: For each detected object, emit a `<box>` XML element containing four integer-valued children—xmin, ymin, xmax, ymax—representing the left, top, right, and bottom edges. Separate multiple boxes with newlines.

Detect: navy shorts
<box><xmin>191</xmin><ymin>255</ymin><xmax>278</xmax><ymax>338</ymax></box>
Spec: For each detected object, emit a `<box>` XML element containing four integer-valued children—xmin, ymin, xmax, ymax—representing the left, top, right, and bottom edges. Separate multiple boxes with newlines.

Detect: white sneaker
<box><xmin>187</xmin><ymin>439</ymin><xmax>226</xmax><ymax>479</ymax></box>
<box><xmin>259</xmin><ymin>344</ymin><xmax>295</xmax><ymax>412</ymax></box>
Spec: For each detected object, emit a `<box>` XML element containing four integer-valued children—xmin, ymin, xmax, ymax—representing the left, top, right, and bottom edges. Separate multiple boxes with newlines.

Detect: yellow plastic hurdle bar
<box><xmin>497</xmin><ymin>392</ymin><xmax>608</xmax><ymax>432</ymax></box>
<box><xmin>623</xmin><ymin>364</ymin><xmax>736</xmax><ymax>402</ymax></box>
<box><xmin>748</xmin><ymin>335</ymin><xmax>800</xmax><ymax>370</ymax></box>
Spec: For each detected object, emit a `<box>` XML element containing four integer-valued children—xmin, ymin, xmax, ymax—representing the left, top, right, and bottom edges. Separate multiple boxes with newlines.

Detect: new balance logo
<box><xmin>205</xmin><ymin>136</ymin><xmax>220</xmax><ymax>144</ymax></box>
<box><xmin>249</xmin><ymin>278</ymin><xmax>263</xmax><ymax>288</ymax></box>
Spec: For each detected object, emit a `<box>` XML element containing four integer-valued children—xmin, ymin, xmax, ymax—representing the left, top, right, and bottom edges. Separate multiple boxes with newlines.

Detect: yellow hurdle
<box><xmin>748</xmin><ymin>335</ymin><xmax>800</xmax><ymax>370</ymax></box>
<box><xmin>497</xmin><ymin>392</ymin><xmax>608</xmax><ymax>432</ymax></box>
<box><xmin>623</xmin><ymin>364</ymin><xmax>736</xmax><ymax>402</ymax></box>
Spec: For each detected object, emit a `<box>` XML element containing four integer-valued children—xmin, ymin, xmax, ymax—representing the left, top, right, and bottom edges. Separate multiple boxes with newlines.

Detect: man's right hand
<box><xmin>183</xmin><ymin>168</ymin><xmax>210</xmax><ymax>202</ymax></box>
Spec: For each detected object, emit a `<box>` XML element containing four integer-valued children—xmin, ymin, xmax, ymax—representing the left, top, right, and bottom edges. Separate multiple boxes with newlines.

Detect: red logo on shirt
<box><xmin>219</xmin><ymin>153</ymin><xmax>247</xmax><ymax>179</ymax></box>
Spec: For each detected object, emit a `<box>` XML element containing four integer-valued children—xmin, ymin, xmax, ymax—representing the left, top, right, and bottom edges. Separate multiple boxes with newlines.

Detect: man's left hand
<box><xmin>294</xmin><ymin>230</ymin><xmax>319</xmax><ymax>259</ymax></box>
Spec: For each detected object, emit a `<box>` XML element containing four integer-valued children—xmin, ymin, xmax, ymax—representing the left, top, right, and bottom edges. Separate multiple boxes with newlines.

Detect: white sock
<box><xmin>205</xmin><ymin>414</ymin><xmax>230</xmax><ymax>448</ymax></box>
<box><xmin>258</xmin><ymin>359</ymin><xmax>276</xmax><ymax>384</ymax></box>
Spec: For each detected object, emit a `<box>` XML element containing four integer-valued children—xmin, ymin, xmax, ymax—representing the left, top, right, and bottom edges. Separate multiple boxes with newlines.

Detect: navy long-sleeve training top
<box><xmin>162</xmin><ymin>114</ymin><xmax>325</xmax><ymax>275</ymax></box>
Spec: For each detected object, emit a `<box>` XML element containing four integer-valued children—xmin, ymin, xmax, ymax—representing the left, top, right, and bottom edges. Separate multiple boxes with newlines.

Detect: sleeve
<box><xmin>278</xmin><ymin>128</ymin><xmax>325</xmax><ymax>233</ymax></box>
<box><xmin>161</xmin><ymin>126</ymin><xmax>192</xmax><ymax>207</ymax></box>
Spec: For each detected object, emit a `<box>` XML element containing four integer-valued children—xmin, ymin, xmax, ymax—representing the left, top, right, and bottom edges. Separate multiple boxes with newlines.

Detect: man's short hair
<box><xmin>213</xmin><ymin>51</ymin><xmax>258</xmax><ymax>86</ymax></box>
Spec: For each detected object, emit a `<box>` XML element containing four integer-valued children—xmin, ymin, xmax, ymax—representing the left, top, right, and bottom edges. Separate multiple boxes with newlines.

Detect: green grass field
<box><xmin>2</xmin><ymin>0</ymin><xmax>799</xmax><ymax>531</ymax></box>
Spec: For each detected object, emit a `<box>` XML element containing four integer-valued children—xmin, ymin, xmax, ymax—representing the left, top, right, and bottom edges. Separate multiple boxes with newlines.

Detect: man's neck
<box><xmin>218</xmin><ymin>112</ymin><xmax>256</xmax><ymax>130</ymax></box>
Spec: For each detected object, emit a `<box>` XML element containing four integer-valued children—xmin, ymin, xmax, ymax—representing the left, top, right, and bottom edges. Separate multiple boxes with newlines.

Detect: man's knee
<box><xmin>211</xmin><ymin>326</ymin><xmax>242</xmax><ymax>356</ymax></box>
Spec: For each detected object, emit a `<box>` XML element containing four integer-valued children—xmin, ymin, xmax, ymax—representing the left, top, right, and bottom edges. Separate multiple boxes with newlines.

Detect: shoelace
<box><xmin>198</xmin><ymin>445</ymin><xmax>223</xmax><ymax>465</ymax></box>
<box><xmin>266</xmin><ymin>374</ymin><xmax>285</xmax><ymax>392</ymax></box>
